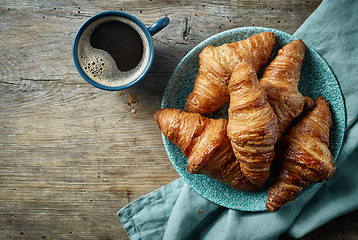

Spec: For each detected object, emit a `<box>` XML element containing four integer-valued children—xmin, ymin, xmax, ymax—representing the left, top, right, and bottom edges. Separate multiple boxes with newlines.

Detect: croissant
<box><xmin>184</xmin><ymin>32</ymin><xmax>276</xmax><ymax>115</ymax></box>
<box><xmin>154</xmin><ymin>108</ymin><xmax>258</xmax><ymax>191</ymax></box>
<box><xmin>227</xmin><ymin>60</ymin><xmax>279</xmax><ymax>187</ymax></box>
<box><xmin>259</xmin><ymin>39</ymin><xmax>314</xmax><ymax>138</ymax></box>
<box><xmin>265</xmin><ymin>96</ymin><xmax>335</xmax><ymax>212</ymax></box>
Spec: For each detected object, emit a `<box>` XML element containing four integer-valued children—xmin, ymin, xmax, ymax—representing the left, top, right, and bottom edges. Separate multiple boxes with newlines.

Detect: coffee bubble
<box><xmin>77</xmin><ymin>16</ymin><xmax>150</xmax><ymax>87</ymax></box>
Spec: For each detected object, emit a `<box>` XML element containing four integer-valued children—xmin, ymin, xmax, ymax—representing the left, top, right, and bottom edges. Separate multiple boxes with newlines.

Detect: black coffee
<box><xmin>90</xmin><ymin>21</ymin><xmax>144</xmax><ymax>72</ymax></box>
<box><xmin>77</xmin><ymin>16</ymin><xmax>150</xmax><ymax>87</ymax></box>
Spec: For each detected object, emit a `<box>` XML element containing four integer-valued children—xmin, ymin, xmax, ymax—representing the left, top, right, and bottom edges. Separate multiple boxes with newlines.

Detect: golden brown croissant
<box><xmin>265</xmin><ymin>96</ymin><xmax>335</xmax><ymax>212</ymax></box>
<box><xmin>154</xmin><ymin>108</ymin><xmax>258</xmax><ymax>191</ymax></box>
<box><xmin>227</xmin><ymin>60</ymin><xmax>279</xmax><ymax>187</ymax></box>
<box><xmin>184</xmin><ymin>32</ymin><xmax>276</xmax><ymax>115</ymax></box>
<box><xmin>259</xmin><ymin>39</ymin><xmax>314</xmax><ymax>138</ymax></box>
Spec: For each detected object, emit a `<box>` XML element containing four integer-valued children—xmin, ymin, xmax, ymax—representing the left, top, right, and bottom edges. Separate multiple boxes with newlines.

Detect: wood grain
<box><xmin>1</xmin><ymin>0</ymin><xmax>357</xmax><ymax>239</ymax></box>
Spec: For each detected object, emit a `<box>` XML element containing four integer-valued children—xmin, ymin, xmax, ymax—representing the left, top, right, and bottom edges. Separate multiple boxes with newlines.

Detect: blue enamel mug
<box><xmin>73</xmin><ymin>11</ymin><xmax>170</xmax><ymax>90</ymax></box>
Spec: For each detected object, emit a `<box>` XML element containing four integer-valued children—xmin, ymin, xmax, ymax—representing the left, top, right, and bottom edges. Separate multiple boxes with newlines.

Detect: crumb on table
<box><xmin>128</xmin><ymin>93</ymin><xmax>138</xmax><ymax>103</ymax></box>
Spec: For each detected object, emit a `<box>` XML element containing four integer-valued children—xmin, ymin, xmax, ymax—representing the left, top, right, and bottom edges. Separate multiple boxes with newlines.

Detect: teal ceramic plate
<box><xmin>161</xmin><ymin>27</ymin><xmax>346</xmax><ymax>211</ymax></box>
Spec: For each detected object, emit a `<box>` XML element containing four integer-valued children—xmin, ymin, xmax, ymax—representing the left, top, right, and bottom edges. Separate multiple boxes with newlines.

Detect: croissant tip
<box><xmin>239</xmin><ymin>176</ymin><xmax>266</xmax><ymax>188</ymax></box>
<box><xmin>294</xmin><ymin>38</ymin><xmax>305</xmax><ymax>44</ymax></box>
<box><xmin>183</xmin><ymin>105</ymin><xmax>189</xmax><ymax>112</ymax></box>
<box><xmin>186</xmin><ymin>163</ymin><xmax>202</xmax><ymax>174</ymax></box>
<box><xmin>265</xmin><ymin>203</ymin><xmax>279</xmax><ymax>212</ymax></box>
<box><xmin>265</xmin><ymin>197</ymin><xmax>281</xmax><ymax>212</ymax></box>
<box><xmin>315</xmin><ymin>95</ymin><xmax>328</xmax><ymax>104</ymax></box>
<box><xmin>262</xmin><ymin>31</ymin><xmax>275</xmax><ymax>37</ymax></box>
<box><xmin>241</xmin><ymin>167</ymin><xmax>270</xmax><ymax>187</ymax></box>
<box><xmin>304</xmin><ymin>96</ymin><xmax>315</xmax><ymax>110</ymax></box>
<box><xmin>154</xmin><ymin>109</ymin><xmax>164</xmax><ymax>125</ymax></box>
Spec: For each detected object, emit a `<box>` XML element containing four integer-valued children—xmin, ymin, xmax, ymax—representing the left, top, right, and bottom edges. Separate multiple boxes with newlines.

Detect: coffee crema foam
<box><xmin>77</xmin><ymin>16</ymin><xmax>150</xmax><ymax>87</ymax></box>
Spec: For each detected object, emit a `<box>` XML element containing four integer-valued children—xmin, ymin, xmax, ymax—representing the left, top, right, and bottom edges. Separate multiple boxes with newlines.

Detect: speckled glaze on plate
<box><xmin>161</xmin><ymin>27</ymin><xmax>346</xmax><ymax>211</ymax></box>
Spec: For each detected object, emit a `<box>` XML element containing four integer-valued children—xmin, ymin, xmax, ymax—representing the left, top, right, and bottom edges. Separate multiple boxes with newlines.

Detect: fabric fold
<box><xmin>118</xmin><ymin>179</ymin><xmax>184</xmax><ymax>239</ymax></box>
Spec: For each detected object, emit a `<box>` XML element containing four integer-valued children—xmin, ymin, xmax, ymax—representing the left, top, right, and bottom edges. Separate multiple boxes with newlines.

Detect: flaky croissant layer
<box><xmin>154</xmin><ymin>108</ymin><xmax>258</xmax><ymax>191</ymax></box>
<box><xmin>185</xmin><ymin>32</ymin><xmax>276</xmax><ymax>115</ymax></box>
<box><xmin>227</xmin><ymin>60</ymin><xmax>279</xmax><ymax>187</ymax></box>
<box><xmin>266</xmin><ymin>96</ymin><xmax>335</xmax><ymax>212</ymax></box>
<box><xmin>259</xmin><ymin>39</ymin><xmax>314</xmax><ymax>139</ymax></box>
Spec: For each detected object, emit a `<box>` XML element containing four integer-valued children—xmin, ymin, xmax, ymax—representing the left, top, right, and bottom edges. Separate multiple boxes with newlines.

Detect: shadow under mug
<box><xmin>73</xmin><ymin>11</ymin><xmax>170</xmax><ymax>91</ymax></box>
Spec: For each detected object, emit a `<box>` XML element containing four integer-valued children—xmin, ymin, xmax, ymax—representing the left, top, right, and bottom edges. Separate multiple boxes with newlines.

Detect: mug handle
<box><xmin>147</xmin><ymin>16</ymin><xmax>170</xmax><ymax>36</ymax></box>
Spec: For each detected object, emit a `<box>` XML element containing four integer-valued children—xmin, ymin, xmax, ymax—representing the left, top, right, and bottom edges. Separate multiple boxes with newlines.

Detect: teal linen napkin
<box><xmin>118</xmin><ymin>0</ymin><xmax>358</xmax><ymax>239</ymax></box>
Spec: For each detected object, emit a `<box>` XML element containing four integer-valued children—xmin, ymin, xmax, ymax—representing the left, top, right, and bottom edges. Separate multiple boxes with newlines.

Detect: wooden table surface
<box><xmin>1</xmin><ymin>0</ymin><xmax>357</xmax><ymax>239</ymax></box>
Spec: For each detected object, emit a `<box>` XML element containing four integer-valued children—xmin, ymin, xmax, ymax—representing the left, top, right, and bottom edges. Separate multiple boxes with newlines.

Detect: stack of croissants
<box><xmin>154</xmin><ymin>31</ymin><xmax>336</xmax><ymax>212</ymax></box>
